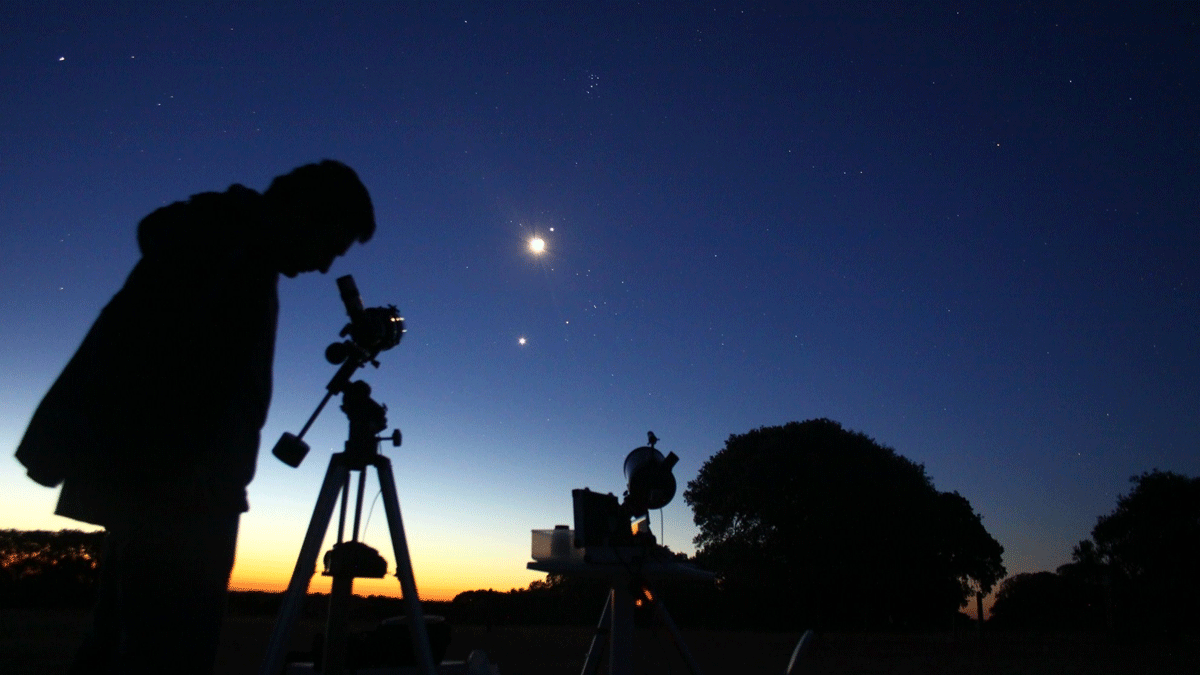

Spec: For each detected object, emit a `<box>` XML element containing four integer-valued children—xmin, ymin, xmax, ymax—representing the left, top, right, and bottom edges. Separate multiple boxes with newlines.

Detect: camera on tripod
<box><xmin>272</xmin><ymin>275</ymin><xmax>404</xmax><ymax>468</ymax></box>
<box><xmin>326</xmin><ymin>275</ymin><xmax>404</xmax><ymax>366</ymax></box>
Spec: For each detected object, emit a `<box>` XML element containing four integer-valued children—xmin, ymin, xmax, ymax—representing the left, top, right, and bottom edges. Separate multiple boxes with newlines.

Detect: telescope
<box><xmin>326</xmin><ymin>275</ymin><xmax>404</xmax><ymax>366</ymax></box>
<box><xmin>272</xmin><ymin>275</ymin><xmax>404</xmax><ymax>468</ymax></box>
<box><xmin>622</xmin><ymin>436</ymin><xmax>679</xmax><ymax>518</ymax></box>
<box><xmin>529</xmin><ymin>433</ymin><xmax>711</xmax><ymax>675</ymax></box>
<box><xmin>570</xmin><ymin>432</ymin><xmax>679</xmax><ymax>550</ymax></box>
<box><xmin>259</xmin><ymin>274</ymin><xmax>443</xmax><ymax>675</ymax></box>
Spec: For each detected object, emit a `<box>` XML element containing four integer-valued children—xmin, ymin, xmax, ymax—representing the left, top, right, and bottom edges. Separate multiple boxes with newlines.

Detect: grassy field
<box><xmin>2</xmin><ymin>608</ymin><xmax>1197</xmax><ymax>674</ymax></box>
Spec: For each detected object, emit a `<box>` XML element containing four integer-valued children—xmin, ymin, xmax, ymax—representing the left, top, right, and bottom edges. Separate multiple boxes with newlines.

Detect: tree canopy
<box><xmin>988</xmin><ymin>571</ymin><xmax>1105</xmax><ymax>630</ymax></box>
<box><xmin>683</xmin><ymin>419</ymin><xmax>1005</xmax><ymax>629</ymax></box>
<box><xmin>1077</xmin><ymin>469</ymin><xmax>1200</xmax><ymax>630</ymax></box>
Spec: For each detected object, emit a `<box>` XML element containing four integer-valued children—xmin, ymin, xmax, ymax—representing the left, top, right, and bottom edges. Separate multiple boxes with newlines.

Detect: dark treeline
<box><xmin>221</xmin><ymin>576</ymin><xmax>733</xmax><ymax>629</ymax></box>
<box><xmin>0</xmin><ymin>529</ymin><xmax>104</xmax><ymax>607</ymax></box>
<box><xmin>989</xmin><ymin>470</ymin><xmax>1200</xmax><ymax>637</ymax></box>
<box><xmin>222</xmin><ymin>589</ymin><xmax>454</xmax><ymax>624</ymax></box>
<box><xmin>221</xmin><ymin>572</ymin><xmax>973</xmax><ymax>631</ymax></box>
<box><xmin>6</xmin><ymin>431</ymin><xmax>1196</xmax><ymax>637</ymax></box>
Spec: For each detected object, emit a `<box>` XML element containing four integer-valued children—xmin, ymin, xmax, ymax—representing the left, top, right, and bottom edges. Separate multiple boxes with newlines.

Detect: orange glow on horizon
<box><xmin>228</xmin><ymin>548</ymin><xmax>542</xmax><ymax>603</ymax></box>
<box><xmin>227</xmin><ymin>574</ymin><xmax>467</xmax><ymax>602</ymax></box>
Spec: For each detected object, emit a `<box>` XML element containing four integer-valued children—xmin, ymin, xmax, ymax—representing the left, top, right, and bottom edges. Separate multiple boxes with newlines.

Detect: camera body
<box><xmin>334</xmin><ymin>275</ymin><xmax>404</xmax><ymax>362</ymax></box>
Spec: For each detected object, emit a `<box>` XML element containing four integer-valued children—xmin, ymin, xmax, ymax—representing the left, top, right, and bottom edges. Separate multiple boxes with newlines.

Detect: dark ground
<box><xmin>2</xmin><ymin>608</ymin><xmax>1197</xmax><ymax>674</ymax></box>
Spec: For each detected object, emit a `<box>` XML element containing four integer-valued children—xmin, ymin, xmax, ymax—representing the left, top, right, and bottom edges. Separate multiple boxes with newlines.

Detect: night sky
<box><xmin>2</xmin><ymin>3</ymin><xmax>1196</xmax><ymax>606</ymax></box>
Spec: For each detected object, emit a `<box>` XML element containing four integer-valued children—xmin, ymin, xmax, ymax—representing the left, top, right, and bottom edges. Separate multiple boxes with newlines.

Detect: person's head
<box><xmin>263</xmin><ymin>160</ymin><xmax>375</xmax><ymax>277</ymax></box>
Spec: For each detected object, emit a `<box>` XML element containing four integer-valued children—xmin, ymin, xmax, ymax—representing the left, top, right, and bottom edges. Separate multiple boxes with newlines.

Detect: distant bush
<box><xmin>0</xmin><ymin>529</ymin><xmax>105</xmax><ymax>608</ymax></box>
<box><xmin>449</xmin><ymin>575</ymin><xmax>609</xmax><ymax>626</ymax></box>
<box><xmin>988</xmin><ymin>571</ymin><xmax>1105</xmax><ymax>631</ymax></box>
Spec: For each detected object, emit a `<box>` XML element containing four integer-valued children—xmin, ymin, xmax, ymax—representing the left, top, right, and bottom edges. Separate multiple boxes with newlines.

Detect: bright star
<box><xmin>518</xmin><ymin>336</ymin><xmax>527</xmax><ymax>346</ymax></box>
<box><xmin>529</xmin><ymin>237</ymin><xmax>545</xmax><ymax>254</ymax></box>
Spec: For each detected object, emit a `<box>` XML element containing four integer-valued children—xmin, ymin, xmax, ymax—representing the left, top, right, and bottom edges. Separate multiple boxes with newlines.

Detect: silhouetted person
<box><xmin>14</xmin><ymin>160</ymin><xmax>376</xmax><ymax>675</ymax></box>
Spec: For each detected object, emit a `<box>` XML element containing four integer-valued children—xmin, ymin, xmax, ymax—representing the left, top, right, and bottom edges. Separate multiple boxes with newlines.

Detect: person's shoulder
<box><xmin>137</xmin><ymin>185</ymin><xmax>267</xmax><ymax>256</ymax></box>
<box><xmin>222</xmin><ymin>183</ymin><xmax>262</xmax><ymax>201</ymax></box>
<box><xmin>191</xmin><ymin>184</ymin><xmax>263</xmax><ymax>209</ymax></box>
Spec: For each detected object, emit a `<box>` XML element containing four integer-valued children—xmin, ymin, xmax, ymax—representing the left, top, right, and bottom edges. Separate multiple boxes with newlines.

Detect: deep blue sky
<box><xmin>2</xmin><ymin>3</ymin><xmax>1196</xmax><ymax>601</ymax></box>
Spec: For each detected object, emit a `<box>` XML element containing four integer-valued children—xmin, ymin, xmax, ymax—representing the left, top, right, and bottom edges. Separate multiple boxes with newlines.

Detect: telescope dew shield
<box><xmin>337</xmin><ymin>275</ymin><xmax>366</xmax><ymax>319</ymax></box>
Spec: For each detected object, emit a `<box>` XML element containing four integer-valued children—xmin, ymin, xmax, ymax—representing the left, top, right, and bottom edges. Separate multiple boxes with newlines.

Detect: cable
<box><xmin>362</xmin><ymin>489</ymin><xmax>383</xmax><ymax>539</ymax></box>
<box><xmin>659</xmin><ymin>508</ymin><xmax>665</xmax><ymax>549</ymax></box>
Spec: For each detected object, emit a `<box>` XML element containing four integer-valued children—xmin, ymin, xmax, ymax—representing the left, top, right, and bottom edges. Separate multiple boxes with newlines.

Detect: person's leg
<box><xmin>118</xmin><ymin>509</ymin><xmax>241</xmax><ymax>674</ymax></box>
<box><xmin>184</xmin><ymin>509</ymin><xmax>242</xmax><ymax>673</ymax></box>
<box><xmin>68</xmin><ymin>528</ymin><xmax>128</xmax><ymax>674</ymax></box>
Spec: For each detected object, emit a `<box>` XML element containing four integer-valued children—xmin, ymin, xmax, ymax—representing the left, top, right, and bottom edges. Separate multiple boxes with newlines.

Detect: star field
<box><xmin>0</xmin><ymin>3</ymin><xmax>1196</xmax><ymax>604</ymax></box>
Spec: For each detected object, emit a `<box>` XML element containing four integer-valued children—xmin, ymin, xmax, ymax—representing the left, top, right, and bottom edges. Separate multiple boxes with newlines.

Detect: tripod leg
<box><xmin>373</xmin><ymin>456</ymin><xmax>437</xmax><ymax>675</ymax></box>
<box><xmin>642</xmin><ymin>587</ymin><xmax>704</xmax><ymax>675</ymax></box>
<box><xmin>580</xmin><ymin>592</ymin><xmax>612</xmax><ymax>675</ymax></box>
<box><xmin>259</xmin><ymin>458</ymin><xmax>350</xmax><ymax>675</ymax></box>
<box><xmin>610</xmin><ymin>584</ymin><xmax>635</xmax><ymax>675</ymax></box>
<box><xmin>323</xmin><ymin>574</ymin><xmax>354</xmax><ymax>675</ymax></box>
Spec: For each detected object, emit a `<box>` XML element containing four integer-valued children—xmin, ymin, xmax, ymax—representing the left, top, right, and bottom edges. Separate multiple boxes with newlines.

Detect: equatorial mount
<box><xmin>339</xmin><ymin>379</ymin><xmax>401</xmax><ymax>469</ymax></box>
<box><xmin>271</xmin><ymin>274</ymin><xmax>404</xmax><ymax>469</ymax></box>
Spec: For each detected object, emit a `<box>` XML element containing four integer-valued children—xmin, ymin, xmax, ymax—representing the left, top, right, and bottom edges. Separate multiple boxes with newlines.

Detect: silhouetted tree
<box><xmin>448</xmin><ymin>575</ymin><xmax>609</xmax><ymax>626</ymax></box>
<box><xmin>683</xmin><ymin>419</ymin><xmax>1005</xmax><ymax>630</ymax></box>
<box><xmin>0</xmin><ymin>529</ymin><xmax>105</xmax><ymax>607</ymax></box>
<box><xmin>933</xmin><ymin>490</ymin><xmax>1008</xmax><ymax>605</ymax></box>
<box><xmin>989</xmin><ymin>571</ymin><xmax>1105</xmax><ymax>630</ymax></box>
<box><xmin>1079</xmin><ymin>470</ymin><xmax>1200</xmax><ymax>632</ymax></box>
<box><xmin>1053</xmin><ymin>539</ymin><xmax>1111</xmax><ymax>628</ymax></box>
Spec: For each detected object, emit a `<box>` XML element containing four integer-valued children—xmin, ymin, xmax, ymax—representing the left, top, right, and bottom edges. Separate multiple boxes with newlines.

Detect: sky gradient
<box><xmin>2</xmin><ymin>3</ymin><xmax>1197</xmax><ymax>606</ymax></box>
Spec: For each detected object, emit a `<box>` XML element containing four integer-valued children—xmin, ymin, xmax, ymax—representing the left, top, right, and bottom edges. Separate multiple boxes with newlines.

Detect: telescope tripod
<box><xmin>259</xmin><ymin>377</ymin><xmax>435</xmax><ymax>675</ymax></box>
<box><xmin>581</xmin><ymin>577</ymin><xmax>702</xmax><ymax>675</ymax></box>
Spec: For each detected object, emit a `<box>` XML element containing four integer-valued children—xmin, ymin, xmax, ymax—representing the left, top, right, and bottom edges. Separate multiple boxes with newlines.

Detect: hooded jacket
<box><xmin>15</xmin><ymin>185</ymin><xmax>278</xmax><ymax>524</ymax></box>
